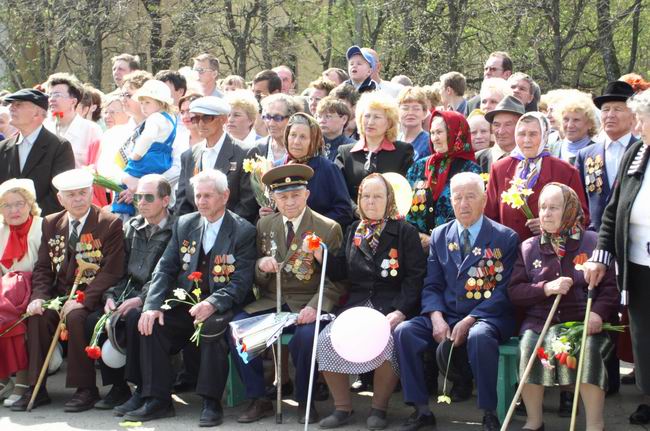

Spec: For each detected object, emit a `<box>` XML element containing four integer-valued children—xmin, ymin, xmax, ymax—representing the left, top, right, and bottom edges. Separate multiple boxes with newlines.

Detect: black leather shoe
<box><xmin>482</xmin><ymin>411</ymin><xmax>500</xmax><ymax>431</ymax></box>
<box><xmin>319</xmin><ymin>409</ymin><xmax>354</xmax><ymax>428</ymax></box>
<box><xmin>123</xmin><ymin>397</ymin><xmax>175</xmax><ymax>422</ymax></box>
<box><xmin>64</xmin><ymin>387</ymin><xmax>100</xmax><ymax>413</ymax></box>
<box><xmin>114</xmin><ymin>390</ymin><xmax>144</xmax><ymax>417</ymax></box>
<box><xmin>265</xmin><ymin>379</ymin><xmax>294</xmax><ymax>399</ymax></box>
<box><xmin>630</xmin><ymin>404</ymin><xmax>650</xmax><ymax>425</ymax></box>
<box><xmin>398</xmin><ymin>410</ymin><xmax>436</xmax><ymax>431</ymax></box>
<box><xmin>449</xmin><ymin>381</ymin><xmax>472</xmax><ymax>402</ymax></box>
<box><xmin>95</xmin><ymin>383</ymin><xmax>131</xmax><ymax>410</ymax></box>
<box><xmin>199</xmin><ymin>397</ymin><xmax>223</xmax><ymax>427</ymax></box>
<box><xmin>558</xmin><ymin>390</ymin><xmax>573</xmax><ymax>417</ymax></box>
<box><xmin>298</xmin><ymin>402</ymin><xmax>320</xmax><ymax>424</ymax></box>
<box><xmin>10</xmin><ymin>387</ymin><xmax>51</xmax><ymax>411</ymax></box>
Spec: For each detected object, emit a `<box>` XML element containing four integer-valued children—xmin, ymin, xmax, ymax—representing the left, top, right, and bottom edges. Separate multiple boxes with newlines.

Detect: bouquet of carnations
<box><xmin>243</xmin><ymin>155</ymin><xmax>273</xmax><ymax>207</ymax></box>
<box><xmin>501</xmin><ymin>177</ymin><xmax>534</xmax><ymax>219</ymax></box>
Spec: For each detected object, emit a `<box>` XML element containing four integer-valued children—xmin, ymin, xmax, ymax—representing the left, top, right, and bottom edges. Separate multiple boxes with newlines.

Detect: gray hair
<box><xmin>450</xmin><ymin>172</ymin><xmax>485</xmax><ymax>195</ymax></box>
<box><xmin>480</xmin><ymin>77</ymin><xmax>513</xmax><ymax>100</ymax></box>
<box><xmin>139</xmin><ymin>174</ymin><xmax>171</xmax><ymax>198</ymax></box>
<box><xmin>507</xmin><ymin>72</ymin><xmax>535</xmax><ymax>95</ymax></box>
<box><xmin>261</xmin><ymin>93</ymin><xmax>301</xmax><ymax>116</ymax></box>
<box><xmin>190</xmin><ymin>169</ymin><xmax>229</xmax><ymax>194</ymax></box>
<box><xmin>627</xmin><ymin>89</ymin><xmax>650</xmax><ymax>116</ymax></box>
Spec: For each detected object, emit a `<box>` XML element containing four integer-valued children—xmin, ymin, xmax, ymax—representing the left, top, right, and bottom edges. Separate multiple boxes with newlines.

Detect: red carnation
<box><xmin>536</xmin><ymin>347</ymin><xmax>548</xmax><ymax>360</ymax></box>
<box><xmin>188</xmin><ymin>272</ymin><xmax>202</xmax><ymax>282</ymax></box>
<box><xmin>75</xmin><ymin>291</ymin><xmax>86</xmax><ymax>304</ymax></box>
<box><xmin>85</xmin><ymin>345</ymin><xmax>101</xmax><ymax>360</ymax></box>
<box><xmin>306</xmin><ymin>234</ymin><xmax>322</xmax><ymax>251</ymax></box>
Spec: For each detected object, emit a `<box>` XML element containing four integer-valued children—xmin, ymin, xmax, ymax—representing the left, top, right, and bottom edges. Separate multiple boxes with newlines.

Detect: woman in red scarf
<box><xmin>0</xmin><ymin>179</ymin><xmax>43</xmax><ymax>406</ymax></box>
<box><xmin>405</xmin><ymin>109</ymin><xmax>481</xmax><ymax>250</ymax></box>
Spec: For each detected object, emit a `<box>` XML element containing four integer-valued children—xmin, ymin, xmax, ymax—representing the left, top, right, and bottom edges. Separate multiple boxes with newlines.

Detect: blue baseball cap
<box><xmin>346</xmin><ymin>46</ymin><xmax>377</xmax><ymax>71</ymax></box>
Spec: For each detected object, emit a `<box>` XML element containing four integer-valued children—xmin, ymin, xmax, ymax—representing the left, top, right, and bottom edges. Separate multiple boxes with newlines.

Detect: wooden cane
<box><xmin>569</xmin><ymin>283</ymin><xmax>595</xmax><ymax>431</ymax></box>
<box><xmin>500</xmin><ymin>293</ymin><xmax>562</xmax><ymax>431</ymax></box>
<box><xmin>27</xmin><ymin>258</ymin><xmax>99</xmax><ymax>412</ymax></box>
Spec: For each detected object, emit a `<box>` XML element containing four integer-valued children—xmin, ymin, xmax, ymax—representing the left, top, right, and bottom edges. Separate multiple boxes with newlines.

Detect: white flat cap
<box><xmin>189</xmin><ymin>96</ymin><xmax>231</xmax><ymax>116</ymax></box>
<box><xmin>52</xmin><ymin>169</ymin><xmax>94</xmax><ymax>191</ymax></box>
<box><xmin>0</xmin><ymin>178</ymin><xmax>36</xmax><ymax>198</ymax></box>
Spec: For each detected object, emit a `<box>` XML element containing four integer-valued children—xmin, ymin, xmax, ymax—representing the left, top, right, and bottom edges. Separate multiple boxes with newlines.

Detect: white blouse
<box><xmin>0</xmin><ymin>217</ymin><xmax>43</xmax><ymax>274</ymax></box>
<box><xmin>629</xmin><ymin>162</ymin><xmax>650</xmax><ymax>266</ymax></box>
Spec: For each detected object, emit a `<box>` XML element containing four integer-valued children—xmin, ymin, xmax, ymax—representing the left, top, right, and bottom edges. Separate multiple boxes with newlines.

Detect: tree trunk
<box><xmin>596</xmin><ymin>0</ymin><xmax>621</xmax><ymax>81</ymax></box>
<box><xmin>354</xmin><ymin>0</ymin><xmax>364</xmax><ymax>45</ymax></box>
<box><xmin>627</xmin><ymin>0</ymin><xmax>642</xmax><ymax>73</ymax></box>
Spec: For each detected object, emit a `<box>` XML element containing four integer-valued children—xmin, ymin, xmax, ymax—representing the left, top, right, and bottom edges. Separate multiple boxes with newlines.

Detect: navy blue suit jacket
<box><xmin>421</xmin><ymin>216</ymin><xmax>519</xmax><ymax>339</ymax></box>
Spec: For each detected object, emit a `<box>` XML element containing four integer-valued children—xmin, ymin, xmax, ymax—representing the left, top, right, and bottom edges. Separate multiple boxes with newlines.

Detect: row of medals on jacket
<box><xmin>48</xmin><ymin>234</ymin><xmax>102</xmax><ymax>283</ymax></box>
<box><xmin>464</xmin><ymin>248</ymin><xmax>504</xmax><ymax>300</ymax></box>
<box><xmin>180</xmin><ymin>240</ymin><xmax>235</xmax><ymax>283</ymax></box>
<box><xmin>261</xmin><ymin>232</ymin><xmax>315</xmax><ymax>281</ymax></box>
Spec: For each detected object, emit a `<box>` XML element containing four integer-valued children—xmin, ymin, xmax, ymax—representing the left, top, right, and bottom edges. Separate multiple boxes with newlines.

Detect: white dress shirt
<box><xmin>44</xmin><ymin>113</ymin><xmax>103</xmax><ymax>168</ymax></box>
<box><xmin>629</xmin><ymin>162</ymin><xmax>650</xmax><ymax>266</ymax></box>
<box><xmin>202</xmin><ymin>215</ymin><xmax>224</xmax><ymax>253</ymax></box>
<box><xmin>604</xmin><ymin>132</ymin><xmax>632</xmax><ymax>188</ymax></box>
<box><xmin>16</xmin><ymin>126</ymin><xmax>42</xmax><ymax>171</ymax></box>
<box><xmin>67</xmin><ymin>208</ymin><xmax>91</xmax><ymax>239</ymax></box>
<box><xmin>282</xmin><ymin>208</ymin><xmax>307</xmax><ymax>239</ymax></box>
<box><xmin>200</xmin><ymin>133</ymin><xmax>227</xmax><ymax>171</ymax></box>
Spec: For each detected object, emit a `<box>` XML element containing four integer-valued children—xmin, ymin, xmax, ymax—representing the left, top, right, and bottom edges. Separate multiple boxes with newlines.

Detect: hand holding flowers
<box><xmin>160</xmin><ymin>272</ymin><xmax>207</xmax><ymax>346</ymax></box>
<box><xmin>243</xmin><ymin>155</ymin><xmax>273</xmax><ymax>207</ymax></box>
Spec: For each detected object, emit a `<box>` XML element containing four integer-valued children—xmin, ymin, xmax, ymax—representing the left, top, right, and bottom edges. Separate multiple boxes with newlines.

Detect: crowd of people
<box><xmin>0</xmin><ymin>46</ymin><xmax>648</xmax><ymax>431</ymax></box>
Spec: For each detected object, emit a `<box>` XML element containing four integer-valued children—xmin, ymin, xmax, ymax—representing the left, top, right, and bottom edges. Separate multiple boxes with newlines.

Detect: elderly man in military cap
<box><xmin>0</xmin><ymin>88</ymin><xmax>75</xmax><ymax>215</ymax></box>
<box><xmin>121</xmin><ymin>169</ymin><xmax>256</xmax><ymax>427</ymax></box>
<box><xmin>11</xmin><ymin>168</ymin><xmax>125</xmax><ymax>412</ymax></box>
<box><xmin>229</xmin><ymin>163</ymin><xmax>343</xmax><ymax>424</ymax></box>
<box><xmin>176</xmin><ymin>96</ymin><xmax>256</xmax><ymax>222</ymax></box>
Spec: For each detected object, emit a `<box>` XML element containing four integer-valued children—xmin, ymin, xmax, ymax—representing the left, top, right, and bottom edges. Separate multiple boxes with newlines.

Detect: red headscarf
<box><xmin>424</xmin><ymin>110</ymin><xmax>475</xmax><ymax>200</ymax></box>
<box><xmin>1</xmin><ymin>215</ymin><xmax>33</xmax><ymax>269</ymax></box>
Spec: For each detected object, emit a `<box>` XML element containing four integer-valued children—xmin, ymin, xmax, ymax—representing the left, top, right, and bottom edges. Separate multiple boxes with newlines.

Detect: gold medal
<box><xmin>213</xmin><ymin>276</ymin><xmax>219</xmax><ymax>282</ymax></box>
<box><xmin>291</xmin><ymin>244</ymin><xmax>298</xmax><ymax>251</ymax></box>
<box><xmin>477</xmin><ymin>278</ymin><xmax>484</xmax><ymax>287</ymax></box>
<box><xmin>181</xmin><ymin>246</ymin><xmax>188</xmax><ymax>253</ymax></box>
<box><xmin>484</xmin><ymin>290</ymin><xmax>492</xmax><ymax>298</ymax></box>
<box><xmin>219</xmin><ymin>276</ymin><xmax>226</xmax><ymax>283</ymax></box>
<box><xmin>467</xmin><ymin>278</ymin><xmax>476</xmax><ymax>287</ymax></box>
<box><xmin>411</xmin><ymin>205</ymin><xmax>418</xmax><ymax>212</ymax></box>
<box><xmin>390</xmin><ymin>269</ymin><xmax>397</xmax><ymax>277</ymax></box>
<box><xmin>419</xmin><ymin>204</ymin><xmax>425</xmax><ymax>211</ymax></box>
<box><xmin>473</xmin><ymin>291</ymin><xmax>482</xmax><ymax>300</ymax></box>
<box><xmin>214</xmin><ymin>265</ymin><xmax>222</xmax><ymax>273</ymax></box>
<box><xmin>466</xmin><ymin>291</ymin><xmax>474</xmax><ymax>299</ymax></box>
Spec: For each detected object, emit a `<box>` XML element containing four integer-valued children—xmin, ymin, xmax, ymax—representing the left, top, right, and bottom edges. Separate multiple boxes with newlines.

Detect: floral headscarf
<box><xmin>284</xmin><ymin>112</ymin><xmax>324</xmax><ymax>163</ymax></box>
<box><xmin>354</xmin><ymin>173</ymin><xmax>398</xmax><ymax>253</ymax></box>
<box><xmin>539</xmin><ymin>182</ymin><xmax>584</xmax><ymax>258</ymax></box>
<box><xmin>511</xmin><ymin>112</ymin><xmax>552</xmax><ymax>190</ymax></box>
<box><xmin>424</xmin><ymin>110</ymin><xmax>475</xmax><ymax>200</ymax></box>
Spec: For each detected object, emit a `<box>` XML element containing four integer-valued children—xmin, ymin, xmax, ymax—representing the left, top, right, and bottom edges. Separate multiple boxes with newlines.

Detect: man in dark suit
<box><xmin>175</xmin><ymin>96</ymin><xmax>256</xmax><ymax>222</ymax></box>
<box><xmin>123</xmin><ymin>169</ymin><xmax>256</xmax><ymax>427</ymax></box>
<box><xmin>11</xmin><ymin>169</ymin><xmax>125</xmax><ymax>412</ymax></box>
<box><xmin>395</xmin><ymin>172</ymin><xmax>518</xmax><ymax>431</ymax></box>
<box><xmin>0</xmin><ymin>89</ymin><xmax>75</xmax><ymax>215</ymax></box>
<box><xmin>475</xmin><ymin>96</ymin><xmax>524</xmax><ymax>173</ymax></box>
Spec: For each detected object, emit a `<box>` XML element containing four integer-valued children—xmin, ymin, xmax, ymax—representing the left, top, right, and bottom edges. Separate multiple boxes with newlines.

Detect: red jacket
<box><xmin>485</xmin><ymin>156</ymin><xmax>590</xmax><ymax>242</ymax></box>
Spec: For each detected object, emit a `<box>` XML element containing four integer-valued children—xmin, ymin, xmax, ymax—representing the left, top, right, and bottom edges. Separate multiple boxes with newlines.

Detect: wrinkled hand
<box><xmin>117</xmin><ymin>189</ymin><xmax>133</xmax><ymax>204</ymax></box>
<box><xmin>430</xmin><ymin>312</ymin><xmax>450</xmax><ymax>344</ymax></box>
<box><xmin>138</xmin><ymin>310</ymin><xmax>164</xmax><ymax>336</ymax></box>
<box><xmin>419</xmin><ymin>233</ymin><xmax>431</xmax><ymax>251</ymax></box>
<box><xmin>62</xmin><ymin>299</ymin><xmax>84</xmax><ymax>318</ymax></box>
<box><xmin>259</xmin><ymin>206</ymin><xmax>275</xmax><ymax>218</ymax></box>
<box><xmin>587</xmin><ymin>311</ymin><xmax>603</xmax><ymax>335</ymax></box>
<box><xmin>386</xmin><ymin>310</ymin><xmax>406</xmax><ymax>331</ymax></box>
<box><xmin>543</xmin><ymin>276</ymin><xmax>573</xmax><ymax>296</ymax></box>
<box><xmin>525</xmin><ymin>218</ymin><xmax>541</xmax><ymax>235</ymax></box>
<box><xmin>27</xmin><ymin>299</ymin><xmax>44</xmax><ymax>316</ymax></box>
<box><xmin>451</xmin><ymin>316</ymin><xmax>476</xmax><ymax>347</ymax></box>
<box><xmin>104</xmin><ymin>298</ymin><xmax>116</xmax><ymax>314</ymax></box>
<box><xmin>189</xmin><ymin>301</ymin><xmax>215</xmax><ymax>324</ymax></box>
<box><xmin>583</xmin><ymin>261</ymin><xmax>607</xmax><ymax>287</ymax></box>
<box><xmin>117</xmin><ymin>297</ymin><xmax>143</xmax><ymax>316</ymax></box>
<box><xmin>258</xmin><ymin>256</ymin><xmax>280</xmax><ymax>273</ymax></box>
<box><xmin>296</xmin><ymin>306</ymin><xmax>317</xmax><ymax>325</ymax></box>
<box><xmin>301</xmin><ymin>237</ymin><xmax>323</xmax><ymax>263</ymax></box>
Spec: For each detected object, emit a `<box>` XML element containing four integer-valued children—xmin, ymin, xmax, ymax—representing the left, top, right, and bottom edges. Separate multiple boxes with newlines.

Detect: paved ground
<box><xmin>0</xmin><ymin>363</ymin><xmax>646</xmax><ymax>430</ymax></box>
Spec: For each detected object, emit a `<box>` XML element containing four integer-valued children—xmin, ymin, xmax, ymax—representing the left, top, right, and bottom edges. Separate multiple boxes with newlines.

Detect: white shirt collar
<box><xmin>282</xmin><ymin>207</ymin><xmax>307</xmax><ymax>232</ymax></box>
<box><xmin>17</xmin><ymin>126</ymin><xmax>42</xmax><ymax>145</ymax></box>
<box><xmin>605</xmin><ymin>132</ymin><xmax>632</xmax><ymax>150</ymax></box>
<box><xmin>203</xmin><ymin>213</ymin><xmax>225</xmax><ymax>231</ymax></box>
<box><xmin>203</xmin><ymin>132</ymin><xmax>227</xmax><ymax>153</ymax></box>
<box><xmin>67</xmin><ymin>207</ymin><xmax>92</xmax><ymax>231</ymax></box>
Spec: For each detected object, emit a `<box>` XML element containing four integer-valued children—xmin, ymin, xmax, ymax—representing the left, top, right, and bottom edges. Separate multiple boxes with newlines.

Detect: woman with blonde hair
<box><xmin>225</xmin><ymin>90</ymin><xmax>260</xmax><ymax>146</ymax></box>
<box><xmin>0</xmin><ymin>179</ymin><xmax>42</xmax><ymax>407</ymax></box>
<box><xmin>556</xmin><ymin>92</ymin><xmax>598</xmax><ymax>163</ymax></box>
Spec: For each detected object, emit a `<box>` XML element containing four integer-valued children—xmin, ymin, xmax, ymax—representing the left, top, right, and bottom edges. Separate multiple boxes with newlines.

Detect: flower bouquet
<box><xmin>84</xmin><ymin>286</ymin><xmax>135</xmax><ymax>360</ymax></box>
<box><xmin>501</xmin><ymin>178</ymin><xmax>534</xmax><ymax>219</ymax></box>
<box><xmin>0</xmin><ymin>291</ymin><xmax>86</xmax><ymax>338</ymax></box>
<box><xmin>91</xmin><ymin>171</ymin><xmax>124</xmax><ymax>194</ymax></box>
<box><xmin>160</xmin><ymin>272</ymin><xmax>204</xmax><ymax>346</ymax></box>
<box><xmin>536</xmin><ymin>321</ymin><xmax>625</xmax><ymax>370</ymax></box>
<box><xmin>243</xmin><ymin>155</ymin><xmax>273</xmax><ymax>207</ymax></box>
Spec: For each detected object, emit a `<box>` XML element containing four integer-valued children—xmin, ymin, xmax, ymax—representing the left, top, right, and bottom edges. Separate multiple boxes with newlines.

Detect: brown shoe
<box><xmin>64</xmin><ymin>387</ymin><xmax>100</xmax><ymax>413</ymax></box>
<box><xmin>237</xmin><ymin>398</ymin><xmax>274</xmax><ymax>423</ymax></box>
<box><xmin>10</xmin><ymin>387</ymin><xmax>51</xmax><ymax>411</ymax></box>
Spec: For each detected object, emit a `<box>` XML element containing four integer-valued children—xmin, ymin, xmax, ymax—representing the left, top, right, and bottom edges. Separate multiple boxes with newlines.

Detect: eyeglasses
<box><xmin>133</xmin><ymin>193</ymin><xmax>156</xmax><ymax>203</ymax></box>
<box><xmin>49</xmin><ymin>92</ymin><xmax>70</xmax><ymax>100</ymax></box>
<box><xmin>262</xmin><ymin>114</ymin><xmax>289</xmax><ymax>122</ymax></box>
<box><xmin>193</xmin><ymin>68</ymin><xmax>214</xmax><ymax>74</ymax></box>
<box><xmin>191</xmin><ymin>115</ymin><xmax>218</xmax><ymax>125</ymax></box>
<box><xmin>120</xmin><ymin>92</ymin><xmax>133</xmax><ymax>99</ymax></box>
<box><xmin>0</xmin><ymin>201</ymin><xmax>27</xmax><ymax>211</ymax></box>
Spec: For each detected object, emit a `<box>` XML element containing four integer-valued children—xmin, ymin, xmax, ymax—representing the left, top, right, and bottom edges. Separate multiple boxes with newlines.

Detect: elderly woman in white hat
<box><xmin>0</xmin><ymin>178</ymin><xmax>43</xmax><ymax>407</ymax></box>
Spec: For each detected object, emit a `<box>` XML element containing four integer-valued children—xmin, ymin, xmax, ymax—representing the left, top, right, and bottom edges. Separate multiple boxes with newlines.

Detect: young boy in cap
<box><xmin>11</xmin><ymin>168</ymin><xmax>125</xmax><ymax>412</ymax></box>
<box><xmin>345</xmin><ymin>46</ymin><xmax>377</xmax><ymax>94</ymax></box>
<box><xmin>229</xmin><ymin>164</ymin><xmax>343</xmax><ymax>425</ymax></box>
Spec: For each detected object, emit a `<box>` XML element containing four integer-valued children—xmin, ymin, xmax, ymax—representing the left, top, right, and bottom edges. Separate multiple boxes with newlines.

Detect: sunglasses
<box><xmin>262</xmin><ymin>114</ymin><xmax>289</xmax><ymax>122</ymax></box>
<box><xmin>191</xmin><ymin>115</ymin><xmax>218</xmax><ymax>125</ymax></box>
<box><xmin>133</xmin><ymin>193</ymin><xmax>156</xmax><ymax>203</ymax></box>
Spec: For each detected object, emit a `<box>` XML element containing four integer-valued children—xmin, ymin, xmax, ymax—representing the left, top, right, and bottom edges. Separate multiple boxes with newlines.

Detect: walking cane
<box><xmin>270</xmin><ymin>240</ymin><xmax>283</xmax><ymax>424</ymax></box>
<box><xmin>27</xmin><ymin>258</ymin><xmax>99</xmax><ymax>412</ymax></box>
<box><xmin>569</xmin><ymin>282</ymin><xmax>596</xmax><ymax>431</ymax></box>
<box><xmin>304</xmin><ymin>242</ymin><xmax>328</xmax><ymax>430</ymax></box>
<box><xmin>500</xmin><ymin>293</ymin><xmax>562</xmax><ymax>431</ymax></box>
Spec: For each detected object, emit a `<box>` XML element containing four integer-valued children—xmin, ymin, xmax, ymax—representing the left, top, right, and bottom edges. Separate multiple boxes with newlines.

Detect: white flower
<box><xmin>472</xmin><ymin>247</ymin><xmax>482</xmax><ymax>256</ymax></box>
<box><xmin>161</xmin><ymin>303</ymin><xmax>172</xmax><ymax>310</ymax></box>
<box><xmin>533</xmin><ymin>259</ymin><xmax>542</xmax><ymax>269</ymax></box>
<box><xmin>551</xmin><ymin>337</ymin><xmax>571</xmax><ymax>355</ymax></box>
<box><xmin>173</xmin><ymin>288</ymin><xmax>187</xmax><ymax>300</ymax></box>
<box><xmin>44</xmin><ymin>298</ymin><xmax>62</xmax><ymax>311</ymax></box>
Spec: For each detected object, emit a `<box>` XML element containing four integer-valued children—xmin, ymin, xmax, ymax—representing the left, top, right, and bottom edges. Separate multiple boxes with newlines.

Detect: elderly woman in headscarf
<box><xmin>282</xmin><ymin>112</ymin><xmax>353</xmax><ymax>228</ymax></box>
<box><xmin>406</xmin><ymin>109</ymin><xmax>481</xmax><ymax>250</ymax></box>
<box><xmin>508</xmin><ymin>183</ymin><xmax>619</xmax><ymax>431</ymax></box>
<box><xmin>0</xmin><ymin>179</ymin><xmax>43</xmax><ymax>406</ymax></box>
<box><xmin>485</xmin><ymin>111</ymin><xmax>590</xmax><ymax>242</ymax></box>
<box><xmin>317</xmin><ymin>173</ymin><xmax>426</xmax><ymax>430</ymax></box>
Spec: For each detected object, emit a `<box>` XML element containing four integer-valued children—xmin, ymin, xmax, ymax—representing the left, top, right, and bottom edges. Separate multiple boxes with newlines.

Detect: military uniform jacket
<box><xmin>144</xmin><ymin>210</ymin><xmax>257</xmax><ymax>313</ymax></box>
<box><xmin>248</xmin><ymin>207</ymin><xmax>343</xmax><ymax>314</ymax></box>
<box><xmin>30</xmin><ymin>205</ymin><xmax>125</xmax><ymax>310</ymax></box>
<box><xmin>421</xmin><ymin>216</ymin><xmax>519</xmax><ymax>339</ymax></box>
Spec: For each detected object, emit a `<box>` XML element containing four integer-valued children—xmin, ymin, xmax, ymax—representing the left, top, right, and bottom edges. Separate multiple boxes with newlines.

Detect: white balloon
<box><xmin>101</xmin><ymin>340</ymin><xmax>126</xmax><ymax>368</ymax></box>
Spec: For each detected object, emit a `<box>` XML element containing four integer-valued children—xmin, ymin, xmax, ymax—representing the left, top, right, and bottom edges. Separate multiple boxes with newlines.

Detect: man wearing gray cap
<box><xmin>0</xmin><ymin>89</ymin><xmax>75</xmax><ymax>215</ymax></box>
<box><xmin>176</xmin><ymin>96</ymin><xmax>256</xmax><ymax>223</ymax></box>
